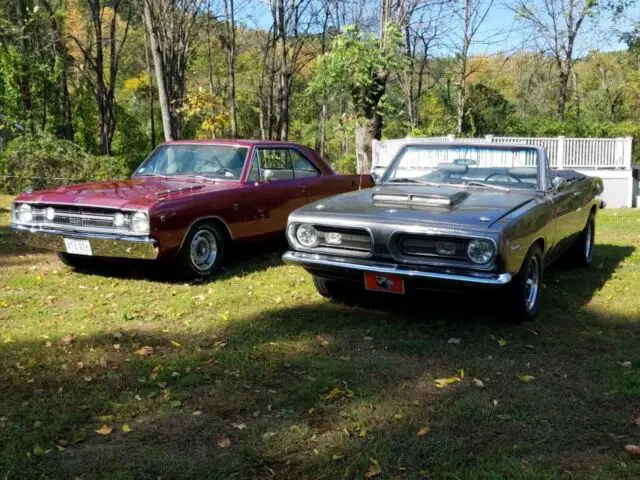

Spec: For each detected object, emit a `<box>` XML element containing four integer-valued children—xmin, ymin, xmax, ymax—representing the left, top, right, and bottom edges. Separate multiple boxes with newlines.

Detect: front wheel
<box><xmin>312</xmin><ymin>276</ymin><xmax>352</xmax><ymax>301</ymax></box>
<box><xmin>505</xmin><ymin>244</ymin><xmax>543</xmax><ymax>322</ymax></box>
<box><xmin>57</xmin><ymin>252</ymin><xmax>94</xmax><ymax>270</ymax></box>
<box><xmin>174</xmin><ymin>223</ymin><xmax>226</xmax><ymax>279</ymax></box>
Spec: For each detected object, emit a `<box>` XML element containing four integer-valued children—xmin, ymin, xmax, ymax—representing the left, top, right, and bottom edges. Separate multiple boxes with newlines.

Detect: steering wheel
<box><xmin>484</xmin><ymin>172</ymin><xmax>522</xmax><ymax>183</ymax></box>
<box><xmin>202</xmin><ymin>158</ymin><xmax>236</xmax><ymax>177</ymax></box>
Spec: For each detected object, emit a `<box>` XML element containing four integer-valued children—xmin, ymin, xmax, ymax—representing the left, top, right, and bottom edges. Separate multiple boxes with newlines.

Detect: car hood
<box><xmin>14</xmin><ymin>177</ymin><xmax>243</xmax><ymax>210</ymax></box>
<box><xmin>294</xmin><ymin>184</ymin><xmax>539</xmax><ymax>229</ymax></box>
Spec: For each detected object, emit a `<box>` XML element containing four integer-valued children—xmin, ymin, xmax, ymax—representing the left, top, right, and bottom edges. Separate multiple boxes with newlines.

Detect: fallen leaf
<box><xmin>170</xmin><ymin>340</ymin><xmax>181</xmax><ymax>348</ymax></box>
<box><xmin>519</xmin><ymin>375</ymin><xmax>535</xmax><ymax>382</ymax></box>
<box><xmin>135</xmin><ymin>346</ymin><xmax>154</xmax><ymax>356</ymax></box>
<box><xmin>217</xmin><ymin>436</ymin><xmax>231</xmax><ymax>448</ymax></box>
<box><xmin>365</xmin><ymin>458</ymin><xmax>381</xmax><ymax>478</ymax></box>
<box><xmin>61</xmin><ymin>334</ymin><xmax>76</xmax><ymax>345</ymax></box>
<box><xmin>262</xmin><ymin>431</ymin><xmax>276</xmax><ymax>440</ymax></box>
<box><xmin>472</xmin><ymin>378</ymin><xmax>485</xmax><ymax>388</ymax></box>
<box><xmin>192</xmin><ymin>410</ymin><xmax>202</xmax><ymax>416</ymax></box>
<box><xmin>33</xmin><ymin>445</ymin><xmax>45</xmax><ymax>457</ymax></box>
<box><xmin>497</xmin><ymin>337</ymin><xmax>507</xmax><ymax>347</ymax></box>
<box><xmin>448</xmin><ymin>338</ymin><xmax>461</xmax><ymax>345</ymax></box>
<box><xmin>112</xmin><ymin>332</ymin><xmax>123</xmax><ymax>340</ymax></box>
<box><xmin>314</xmin><ymin>335</ymin><xmax>329</xmax><ymax>346</ymax></box>
<box><xmin>624</xmin><ymin>444</ymin><xmax>640</xmax><ymax>455</ymax></box>
<box><xmin>332</xmin><ymin>453</ymin><xmax>344</xmax><ymax>461</ymax></box>
<box><xmin>232</xmin><ymin>422</ymin><xmax>247</xmax><ymax>430</ymax></box>
<box><xmin>56</xmin><ymin>445</ymin><xmax>65</xmax><ymax>452</ymax></box>
<box><xmin>363</xmin><ymin>336</ymin><xmax>374</xmax><ymax>341</ymax></box>
<box><xmin>618</xmin><ymin>361</ymin><xmax>632</xmax><ymax>368</ymax></box>
<box><xmin>95</xmin><ymin>425</ymin><xmax>113</xmax><ymax>435</ymax></box>
<box><xmin>122</xmin><ymin>424</ymin><xmax>132</xmax><ymax>433</ymax></box>
<box><xmin>417</xmin><ymin>425</ymin><xmax>430</xmax><ymax>436</ymax></box>
<box><xmin>169</xmin><ymin>400</ymin><xmax>182</xmax><ymax>408</ymax></box>
<box><xmin>434</xmin><ymin>372</ymin><xmax>463</xmax><ymax>389</ymax></box>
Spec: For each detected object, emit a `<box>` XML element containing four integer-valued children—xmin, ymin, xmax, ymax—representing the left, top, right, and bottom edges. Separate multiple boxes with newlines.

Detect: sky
<box><xmin>239</xmin><ymin>0</ymin><xmax>639</xmax><ymax>57</ymax></box>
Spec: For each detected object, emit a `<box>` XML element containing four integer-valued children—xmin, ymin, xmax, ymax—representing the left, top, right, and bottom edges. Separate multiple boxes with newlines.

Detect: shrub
<box><xmin>331</xmin><ymin>155</ymin><xmax>357</xmax><ymax>174</ymax></box>
<box><xmin>0</xmin><ymin>134</ymin><xmax>133</xmax><ymax>194</ymax></box>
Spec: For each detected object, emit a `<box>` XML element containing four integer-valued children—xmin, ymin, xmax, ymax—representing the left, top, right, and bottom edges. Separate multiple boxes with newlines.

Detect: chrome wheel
<box><xmin>190</xmin><ymin>229</ymin><xmax>218</xmax><ymax>272</ymax></box>
<box><xmin>524</xmin><ymin>256</ymin><xmax>540</xmax><ymax>312</ymax></box>
<box><xmin>585</xmin><ymin>222</ymin><xmax>593</xmax><ymax>262</ymax></box>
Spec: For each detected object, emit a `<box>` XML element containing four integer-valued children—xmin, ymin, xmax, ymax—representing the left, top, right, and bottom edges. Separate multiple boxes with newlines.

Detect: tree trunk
<box><xmin>355</xmin><ymin>113</ymin><xmax>382</xmax><ymax>174</ymax></box>
<box><xmin>223</xmin><ymin>0</ymin><xmax>238</xmax><ymax>138</ymax></box>
<box><xmin>143</xmin><ymin>26</ymin><xmax>156</xmax><ymax>148</ymax></box>
<box><xmin>558</xmin><ymin>69</ymin><xmax>569</xmax><ymax>121</ymax></box>
<box><xmin>143</xmin><ymin>0</ymin><xmax>174</xmax><ymax>141</ymax></box>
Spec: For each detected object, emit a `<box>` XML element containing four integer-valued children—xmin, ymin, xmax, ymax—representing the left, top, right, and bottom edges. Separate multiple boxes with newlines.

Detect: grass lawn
<box><xmin>1</xmin><ymin>194</ymin><xmax>640</xmax><ymax>479</ymax></box>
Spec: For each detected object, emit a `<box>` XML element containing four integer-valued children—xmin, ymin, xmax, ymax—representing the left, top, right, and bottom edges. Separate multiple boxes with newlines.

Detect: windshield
<box><xmin>134</xmin><ymin>144</ymin><xmax>249</xmax><ymax>180</ymax></box>
<box><xmin>382</xmin><ymin>145</ymin><xmax>541</xmax><ymax>190</ymax></box>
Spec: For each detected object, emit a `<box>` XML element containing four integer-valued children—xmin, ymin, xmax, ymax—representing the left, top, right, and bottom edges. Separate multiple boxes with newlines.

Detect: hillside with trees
<box><xmin>0</xmin><ymin>0</ymin><xmax>638</xmax><ymax>188</ymax></box>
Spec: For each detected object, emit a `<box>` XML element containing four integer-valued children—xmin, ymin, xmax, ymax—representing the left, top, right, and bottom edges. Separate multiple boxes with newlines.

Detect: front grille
<box><xmin>16</xmin><ymin>204</ymin><xmax>137</xmax><ymax>234</ymax></box>
<box><xmin>396</xmin><ymin>234</ymin><xmax>469</xmax><ymax>261</ymax></box>
<box><xmin>314</xmin><ymin>226</ymin><xmax>372</xmax><ymax>254</ymax></box>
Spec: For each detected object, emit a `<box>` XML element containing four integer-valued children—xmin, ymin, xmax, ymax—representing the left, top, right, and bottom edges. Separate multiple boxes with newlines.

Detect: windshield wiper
<box><xmin>389</xmin><ymin>178</ymin><xmax>441</xmax><ymax>187</ymax></box>
<box><xmin>461</xmin><ymin>180</ymin><xmax>511</xmax><ymax>192</ymax></box>
<box><xmin>172</xmin><ymin>174</ymin><xmax>218</xmax><ymax>182</ymax></box>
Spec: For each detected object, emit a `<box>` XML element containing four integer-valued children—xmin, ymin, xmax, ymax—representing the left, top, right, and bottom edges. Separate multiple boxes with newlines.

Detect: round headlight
<box><xmin>113</xmin><ymin>212</ymin><xmax>125</xmax><ymax>228</ymax></box>
<box><xmin>131</xmin><ymin>211</ymin><xmax>150</xmax><ymax>233</ymax></box>
<box><xmin>45</xmin><ymin>207</ymin><xmax>56</xmax><ymax>221</ymax></box>
<box><xmin>467</xmin><ymin>239</ymin><xmax>495</xmax><ymax>264</ymax></box>
<box><xmin>17</xmin><ymin>203</ymin><xmax>33</xmax><ymax>223</ymax></box>
<box><xmin>296</xmin><ymin>223</ymin><xmax>318</xmax><ymax>247</ymax></box>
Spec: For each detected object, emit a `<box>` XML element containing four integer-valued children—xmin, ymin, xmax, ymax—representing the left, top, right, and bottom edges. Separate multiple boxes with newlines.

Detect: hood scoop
<box><xmin>156</xmin><ymin>184</ymin><xmax>203</xmax><ymax>197</ymax></box>
<box><xmin>372</xmin><ymin>190</ymin><xmax>469</xmax><ymax>208</ymax></box>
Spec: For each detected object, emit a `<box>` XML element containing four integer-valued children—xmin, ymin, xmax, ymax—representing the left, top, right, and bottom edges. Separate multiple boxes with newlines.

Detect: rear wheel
<box><xmin>567</xmin><ymin>213</ymin><xmax>595</xmax><ymax>267</ymax></box>
<box><xmin>174</xmin><ymin>223</ymin><xmax>226</xmax><ymax>279</ymax></box>
<box><xmin>505</xmin><ymin>244</ymin><xmax>543</xmax><ymax>322</ymax></box>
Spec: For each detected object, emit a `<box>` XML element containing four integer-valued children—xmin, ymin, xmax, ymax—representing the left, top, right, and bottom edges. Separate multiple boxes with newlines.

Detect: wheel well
<box><xmin>179</xmin><ymin>217</ymin><xmax>232</xmax><ymax>254</ymax></box>
<box><xmin>533</xmin><ymin>237</ymin><xmax>545</xmax><ymax>255</ymax></box>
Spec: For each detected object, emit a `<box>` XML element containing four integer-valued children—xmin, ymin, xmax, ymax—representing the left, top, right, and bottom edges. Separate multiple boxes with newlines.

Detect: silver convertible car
<box><xmin>283</xmin><ymin>142</ymin><xmax>605</xmax><ymax>321</ymax></box>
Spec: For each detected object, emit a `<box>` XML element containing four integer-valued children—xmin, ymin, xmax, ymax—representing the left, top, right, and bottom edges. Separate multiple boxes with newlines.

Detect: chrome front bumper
<box><xmin>12</xmin><ymin>225</ymin><xmax>159</xmax><ymax>260</ymax></box>
<box><xmin>283</xmin><ymin>251</ymin><xmax>512</xmax><ymax>287</ymax></box>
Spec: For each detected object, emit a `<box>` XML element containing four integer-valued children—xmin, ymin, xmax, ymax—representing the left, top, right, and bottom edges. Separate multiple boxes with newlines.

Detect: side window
<box><xmin>290</xmin><ymin>149</ymin><xmax>320</xmax><ymax>178</ymax></box>
<box><xmin>257</xmin><ymin>148</ymin><xmax>294</xmax><ymax>181</ymax></box>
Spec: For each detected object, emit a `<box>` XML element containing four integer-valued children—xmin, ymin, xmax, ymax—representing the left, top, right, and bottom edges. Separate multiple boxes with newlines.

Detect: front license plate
<box><xmin>63</xmin><ymin>238</ymin><xmax>93</xmax><ymax>256</ymax></box>
<box><xmin>364</xmin><ymin>272</ymin><xmax>405</xmax><ymax>294</ymax></box>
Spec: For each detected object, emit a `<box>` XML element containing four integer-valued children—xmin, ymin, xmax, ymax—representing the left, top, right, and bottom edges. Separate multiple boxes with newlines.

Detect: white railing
<box><xmin>372</xmin><ymin>135</ymin><xmax>633</xmax><ymax>170</ymax></box>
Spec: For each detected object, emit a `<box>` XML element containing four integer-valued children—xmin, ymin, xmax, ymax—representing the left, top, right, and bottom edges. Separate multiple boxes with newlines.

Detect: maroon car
<box><xmin>11</xmin><ymin>140</ymin><xmax>373</xmax><ymax>278</ymax></box>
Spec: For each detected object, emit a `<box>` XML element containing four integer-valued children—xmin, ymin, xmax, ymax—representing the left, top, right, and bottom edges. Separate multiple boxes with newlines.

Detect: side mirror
<box><xmin>371</xmin><ymin>167</ymin><xmax>385</xmax><ymax>184</ymax></box>
<box><xmin>371</xmin><ymin>171</ymin><xmax>380</xmax><ymax>184</ymax></box>
<box><xmin>552</xmin><ymin>176</ymin><xmax>567</xmax><ymax>191</ymax></box>
<box><xmin>262</xmin><ymin>169</ymin><xmax>274</xmax><ymax>182</ymax></box>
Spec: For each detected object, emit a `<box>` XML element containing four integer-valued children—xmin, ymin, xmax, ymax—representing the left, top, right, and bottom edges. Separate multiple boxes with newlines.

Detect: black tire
<box><xmin>567</xmin><ymin>213</ymin><xmax>595</xmax><ymax>268</ymax></box>
<box><xmin>57</xmin><ymin>252</ymin><xmax>94</xmax><ymax>270</ymax></box>
<box><xmin>505</xmin><ymin>244</ymin><xmax>543</xmax><ymax>322</ymax></box>
<box><xmin>312</xmin><ymin>275</ymin><xmax>351</xmax><ymax>301</ymax></box>
<box><xmin>174</xmin><ymin>223</ymin><xmax>226</xmax><ymax>279</ymax></box>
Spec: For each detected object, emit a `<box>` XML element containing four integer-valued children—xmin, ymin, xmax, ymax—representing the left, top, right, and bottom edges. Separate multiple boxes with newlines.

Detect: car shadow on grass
<box><xmin>1</xmin><ymin>295</ymin><xmax>639</xmax><ymax>480</ymax></box>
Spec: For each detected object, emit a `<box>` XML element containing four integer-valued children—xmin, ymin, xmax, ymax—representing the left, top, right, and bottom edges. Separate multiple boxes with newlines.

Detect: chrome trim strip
<box><xmin>11</xmin><ymin>225</ymin><xmax>159</xmax><ymax>260</ymax></box>
<box><xmin>11</xmin><ymin>221</ymin><xmax>147</xmax><ymax>236</ymax></box>
<box><xmin>282</xmin><ymin>251</ymin><xmax>512</xmax><ymax>286</ymax></box>
<box><xmin>287</xmin><ymin>222</ymin><xmax>374</xmax><ymax>259</ymax></box>
<box><xmin>176</xmin><ymin>216</ymin><xmax>235</xmax><ymax>254</ymax></box>
<box><xmin>13</xmin><ymin>201</ymin><xmax>145</xmax><ymax>212</ymax></box>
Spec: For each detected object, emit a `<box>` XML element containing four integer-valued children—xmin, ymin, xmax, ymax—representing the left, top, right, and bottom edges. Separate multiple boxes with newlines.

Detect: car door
<box><xmin>244</xmin><ymin>147</ymin><xmax>308</xmax><ymax>236</ymax></box>
<box><xmin>546</xmin><ymin>177</ymin><xmax>577</xmax><ymax>261</ymax></box>
<box><xmin>290</xmin><ymin>148</ymin><xmax>361</xmax><ymax>202</ymax></box>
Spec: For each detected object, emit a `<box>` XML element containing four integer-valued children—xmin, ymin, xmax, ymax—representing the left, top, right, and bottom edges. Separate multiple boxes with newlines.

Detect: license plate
<box><xmin>63</xmin><ymin>238</ymin><xmax>93</xmax><ymax>256</ymax></box>
<box><xmin>364</xmin><ymin>272</ymin><xmax>405</xmax><ymax>294</ymax></box>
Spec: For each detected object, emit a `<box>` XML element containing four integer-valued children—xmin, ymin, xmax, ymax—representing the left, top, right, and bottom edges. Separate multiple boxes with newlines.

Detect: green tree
<box><xmin>310</xmin><ymin>23</ymin><xmax>404</xmax><ymax>173</ymax></box>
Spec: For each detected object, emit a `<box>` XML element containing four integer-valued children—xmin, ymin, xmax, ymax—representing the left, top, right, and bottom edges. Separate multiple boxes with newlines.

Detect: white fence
<box><xmin>372</xmin><ymin>135</ymin><xmax>633</xmax><ymax>170</ymax></box>
<box><xmin>372</xmin><ymin>135</ymin><xmax>636</xmax><ymax>208</ymax></box>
